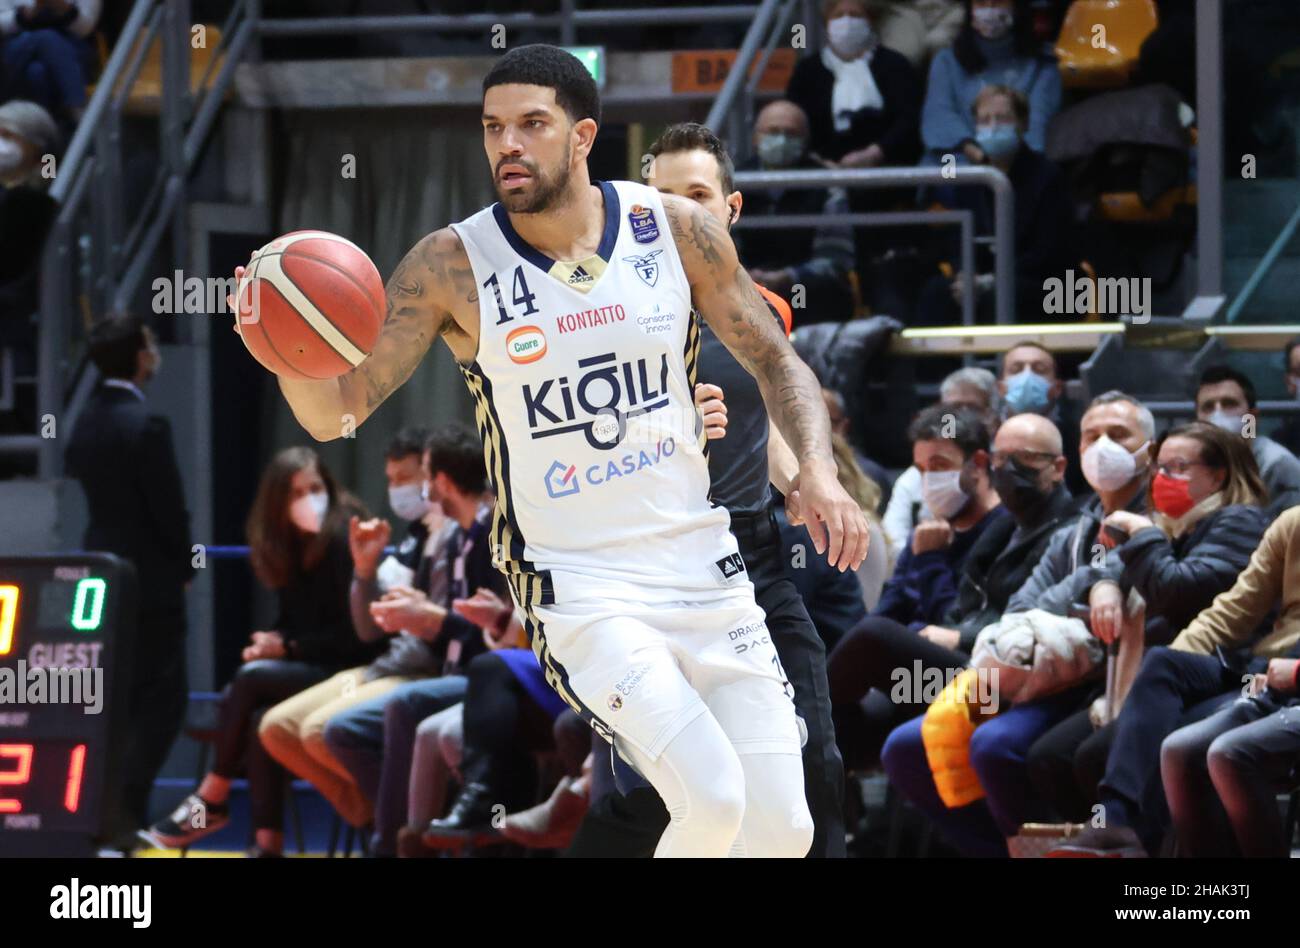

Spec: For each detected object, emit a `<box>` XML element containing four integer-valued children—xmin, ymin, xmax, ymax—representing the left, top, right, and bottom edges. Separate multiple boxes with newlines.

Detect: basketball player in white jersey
<box><xmin>238</xmin><ymin>45</ymin><xmax>868</xmax><ymax>857</ymax></box>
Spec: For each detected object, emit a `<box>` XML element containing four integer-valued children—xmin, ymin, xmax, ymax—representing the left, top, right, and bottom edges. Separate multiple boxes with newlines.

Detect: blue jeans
<box><xmin>2</xmin><ymin>29</ymin><xmax>91</xmax><ymax>113</ymax></box>
<box><xmin>881</xmin><ymin>687</ymin><xmax>1086</xmax><ymax>857</ymax></box>
<box><xmin>323</xmin><ymin>675</ymin><xmax>466</xmax><ymax>856</ymax></box>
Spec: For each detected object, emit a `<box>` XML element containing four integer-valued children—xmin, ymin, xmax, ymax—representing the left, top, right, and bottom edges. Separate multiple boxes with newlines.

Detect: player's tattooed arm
<box><xmin>664</xmin><ymin>194</ymin><xmax>830</xmax><ymax>466</ymax></box>
<box><xmin>665</xmin><ymin>193</ymin><xmax>868</xmax><ymax>571</ymax></box>
<box><xmin>344</xmin><ymin>228</ymin><xmax>477</xmax><ymax>409</ymax></box>
<box><xmin>280</xmin><ymin>229</ymin><xmax>475</xmax><ymax>441</ymax></box>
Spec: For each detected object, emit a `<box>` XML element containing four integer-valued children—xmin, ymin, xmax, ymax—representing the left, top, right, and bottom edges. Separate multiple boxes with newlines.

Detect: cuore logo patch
<box><xmin>506</xmin><ymin>325</ymin><xmax>546</xmax><ymax>364</ymax></box>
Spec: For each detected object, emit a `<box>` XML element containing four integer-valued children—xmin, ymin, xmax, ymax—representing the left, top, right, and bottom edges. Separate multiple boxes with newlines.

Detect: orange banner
<box><xmin>671</xmin><ymin>48</ymin><xmax>797</xmax><ymax>95</ymax></box>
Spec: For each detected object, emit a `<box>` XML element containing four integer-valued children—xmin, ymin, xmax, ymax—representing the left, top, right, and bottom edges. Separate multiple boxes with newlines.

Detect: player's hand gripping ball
<box><xmin>234</xmin><ymin>230</ymin><xmax>385</xmax><ymax>379</ymax></box>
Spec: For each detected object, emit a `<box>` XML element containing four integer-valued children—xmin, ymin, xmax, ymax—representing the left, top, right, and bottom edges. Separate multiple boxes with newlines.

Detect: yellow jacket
<box><xmin>921</xmin><ymin>668</ymin><xmax>999</xmax><ymax>808</ymax></box>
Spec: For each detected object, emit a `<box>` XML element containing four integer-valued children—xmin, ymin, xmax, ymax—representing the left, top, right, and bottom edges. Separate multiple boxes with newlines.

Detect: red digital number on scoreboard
<box><xmin>0</xmin><ymin>744</ymin><xmax>87</xmax><ymax>814</ymax></box>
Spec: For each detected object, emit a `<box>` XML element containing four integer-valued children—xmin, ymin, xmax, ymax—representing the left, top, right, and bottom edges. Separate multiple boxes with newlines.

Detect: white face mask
<box><xmin>0</xmin><ymin>138</ymin><xmax>24</xmax><ymax>177</ymax></box>
<box><xmin>1206</xmin><ymin>410</ymin><xmax>1246</xmax><ymax>436</ymax></box>
<box><xmin>971</xmin><ymin>6</ymin><xmax>1014</xmax><ymax>39</ymax></box>
<box><xmin>388</xmin><ymin>482</ymin><xmax>432</xmax><ymax>522</ymax></box>
<box><xmin>289</xmin><ymin>490</ymin><xmax>329</xmax><ymax>533</ymax></box>
<box><xmin>921</xmin><ymin>469</ymin><xmax>970</xmax><ymax>520</ymax></box>
<box><xmin>827</xmin><ymin>15</ymin><xmax>872</xmax><ymax>57</ymax></box>
<box><xmin>1081</xmin><ymin>436</ymin><xmax>1149</xmax><ymax>493</ymax></box>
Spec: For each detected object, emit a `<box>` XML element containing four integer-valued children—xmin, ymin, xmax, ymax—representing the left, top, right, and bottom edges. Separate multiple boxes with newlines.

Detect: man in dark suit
<box><xmin>66</xmin><ymin>314</ymin><xmax>193</xmax><ymax>849</ymax></box>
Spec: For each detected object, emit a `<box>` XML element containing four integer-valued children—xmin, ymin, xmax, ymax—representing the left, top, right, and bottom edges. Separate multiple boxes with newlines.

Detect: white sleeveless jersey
<box><xmin>450</xmin><ymin>180</ymin><xmax>732</xmax><ymax>602</ymax></box>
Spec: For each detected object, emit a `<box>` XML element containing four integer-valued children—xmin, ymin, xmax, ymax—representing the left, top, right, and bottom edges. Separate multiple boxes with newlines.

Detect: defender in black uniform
<box><xmin>566</xmin><ymin>123</ymin><xmax>849</xmax><ymax>858</ymax></box>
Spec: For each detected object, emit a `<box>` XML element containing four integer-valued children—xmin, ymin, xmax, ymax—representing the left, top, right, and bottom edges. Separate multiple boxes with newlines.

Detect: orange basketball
<box><xmin>235</xmin><ymin>230</ymin><xmax>385</xmax><ymax>380</ymax></box>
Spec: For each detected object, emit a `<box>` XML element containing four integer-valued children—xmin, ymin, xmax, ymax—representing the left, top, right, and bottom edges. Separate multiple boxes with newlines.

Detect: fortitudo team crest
<box><xmin>623</xmin><ymin>248</ymin><xmax>663</xmax><ymax>287</ymax></box>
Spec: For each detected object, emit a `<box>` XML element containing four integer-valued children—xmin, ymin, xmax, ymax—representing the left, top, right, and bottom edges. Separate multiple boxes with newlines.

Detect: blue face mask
<box><xmin>975</xmin><ymin>123</ymin><xmax>1020</xmax><ymax>162</ymax></box>
<box><xmin>1004</xmin><ymin>368</ymin><xmax>1052</xmax><ymax>415</ymax></box>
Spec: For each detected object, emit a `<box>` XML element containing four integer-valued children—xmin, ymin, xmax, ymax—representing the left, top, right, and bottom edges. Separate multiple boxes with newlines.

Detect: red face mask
<box><xmin>1152</xmin><ymin>471</ymin><xmax>1196</xmax><ymax>519</ymax></box>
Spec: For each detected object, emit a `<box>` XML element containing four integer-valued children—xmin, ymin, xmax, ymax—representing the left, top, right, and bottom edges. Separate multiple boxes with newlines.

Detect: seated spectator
<box><xmin>1165</xmin><ymin>672</ymin><xmax>1300</xmax><ymax>857</ymax></box>
<box><xmin>875</xmin><ymin>0</ymin><xmax>965</xmax><ymax>68</ymax></box>
<box><xmin>1196</xmin><ymin>364</ymin><xmax>1300</xmax><ymax>519</ymax></box>
<box><xmin>0</xmin><ymin>0</ymin><xmax>101</xmax><ymax>122</ymax></box>
<box><xmin>0</xmin><ymin>99</ymin><xmax>58</xmax><ymax>365</ymax></box>
<box><xmin>1272</xmin><ymin>336</ymin><xmax>1300</xmax><ymax>458</ymax></box>
<box><xmin>880</xmin><ymin>391</ymin><xmax>1157</xmax><ymax>856</ymax></box>
<box><xmin>920</xmin><ymin>0</ymin><xmax>1061</xmax><ymax>163</ymax></box>
<box><xmin>883</xmin><ymin>366</ymin><xmax>1001</xmax><ymax>555</ymax></box>
<box><xmin>320</xmin><ymin>426</ymin><xmax>505</xmax><ymax>857</ymax></box>
<box><xmin>785</xmin><ymin>0</ymin><xmax>923</xmax><ymax>168</ymax></box>
<box><xmin>831</xmin><ymin>411</ymin><xmax>1073</xmax><ymax>776</ymax></box>
<box><xmin>785</xmin><ymin>0</ymin><xmax>924</xmax><ymax>281</ymax></box>
<box><xmin>1055</xmin><ymin>509</ymin><xmax>1289</xmax><ymax>858</ymax></box>
<box><xmin>916</xmin><ymin>84</ymin><xmax>1074</xmax><ymax>325</ymax></box>
<box><xmin>996</xmin><ymin>422</ymin><xmax>1263</xmax><ymax>846</ymax></box>
<box><xmin>401</xmin><ymin>700</ymin><xmax>465</xmax><ymax>857</ymax></box>
<box><xmin>421</xmin><ymin>619</ymin><xmax>584</xmax><ymax>849</ymax></box>
<box><xmin>145</xmin><ymin>447</ymin><xmax>371</xmax><ymax>855</ymax></box>
<box><xmin>998</xmin><ymin>340</ymin><xmax>1084</xmax><ymax>493</ymax></box>
<box><xmin>733</xmin><ymin>99</ymin><xmax>855</xmax><ymax>323</ymax></box>
<box><xmin>258</xmin><ymin>426</ymin><xmax>495</xmax><ymax>834</ymax></box>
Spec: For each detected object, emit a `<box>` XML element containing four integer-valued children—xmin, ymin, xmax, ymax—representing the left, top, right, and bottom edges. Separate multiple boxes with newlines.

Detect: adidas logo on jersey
<box><xmin>566</xmin><ymin>265</ymin><xmax>594</xmax><ymax>287</ymax></box>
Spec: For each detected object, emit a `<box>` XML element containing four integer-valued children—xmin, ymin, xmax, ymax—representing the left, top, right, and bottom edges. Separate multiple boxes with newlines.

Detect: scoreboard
<box><xmin>0</xmin><ymin>555</ymin><xmax>136</xmax><ymax>856</ymax></box>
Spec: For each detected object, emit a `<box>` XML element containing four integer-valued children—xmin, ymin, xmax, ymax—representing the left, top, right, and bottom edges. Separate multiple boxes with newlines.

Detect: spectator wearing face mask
<box><xmin>915</xmin><ymin>85</ymin><xmax>1074</xmax><ymax>325</ymax></box>
<box><xmin>1046</xmin><ymin>423</ymin><xmax>1271</xmax><ymax>858</ymax></box>
<box><xmin>998</xmin><ymin>341</ymin><xmax>1083</xmax><ymax>493</ymax></box>
<box><xmin>258</xmin><ymin>425</ymin><xmax>497</xmax><ymax>837</ymax></box>
<box><xmin>860</xmin><ymin>403</ymin><xmax>1007</xmax><ymax>649</ymax></box>
<box><xmin>1272</xmin><ymin>338</ymin><xmax>1300</xmax><ymax>458</ymax></box>
<box><xmin>0</xmin><ymin>99</ymin><xmax>58</xmax><ymax>378</ymax></box>
<box><xmin>831</xmin><ymin>412</ymin><xmax>1073</xmax><ymax>777</ymax></box>
<box><xmin>882</xmin><ymin>366</ymin><xmax>1001</xmax><ymax>556</ymax></box>
<box><xmin>786</xmin><ymin>0</ymin><xmax>925</xmax><ymax>282</ymax></box>
<box><xmin>0</xmin><ymin>0</ymin><xmax>101</xmax><ymax>121</ymax></box>
<box><xmin>786</xmin><ymin>0</ymin><xmax>923</xmax><ymax>169</ymax></box>
<box><xmin>1007</xmin><ymin>392</ymin><xmax>1154</xmax><ymax>620</ymax></box>
<box><xmin>1195</xmin><ymin>364</ymin><xmax>1300</xmax><ymax>520</ymax></box>
<box><xmin>976</xmin><ymin>421</ymin><xmax>1265</xmax><ymax>853</ymax></box>
<box><xmin>144</xmin><ymin>447</ymin><xmax>371</xmax><ymax>856</ymax></box>
<box><xmin>920</xmin><ymin>0</ymin><xmax>1061</xmax><ymax>163</ymax></box>
<box><xmin>321</xmin><ymin>426</ymin><xmax>506</xmax><ymax>857</ymax></box>
<box><xmin>733</xmin><ymin>99</ymin><xmax>856</xmax><ymax>323</ymax></box>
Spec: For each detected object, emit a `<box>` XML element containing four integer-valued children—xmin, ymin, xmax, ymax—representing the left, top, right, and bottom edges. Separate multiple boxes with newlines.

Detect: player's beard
<box><xmin>495</xmin><ymin>143</ymin><xmax>572</xmax><ymax>214</ymax></box>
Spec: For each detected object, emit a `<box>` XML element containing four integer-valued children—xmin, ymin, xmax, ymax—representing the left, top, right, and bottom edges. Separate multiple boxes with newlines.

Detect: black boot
<box><xmin>423</xmin><ymin>783</ymin><xmax>499</xmax><ymax>847</ymax></box>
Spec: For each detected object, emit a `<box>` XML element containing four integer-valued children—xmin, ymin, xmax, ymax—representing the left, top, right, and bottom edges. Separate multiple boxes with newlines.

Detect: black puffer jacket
<box><xmin>945</xmin><ymin>484</ymin><xmax>1080</xmax><ymax>654</ymax></box>
<box><xmin>1118</xmin><ymin>503</ymin><xmax>1269</xmax><ymax>645</ymax></box>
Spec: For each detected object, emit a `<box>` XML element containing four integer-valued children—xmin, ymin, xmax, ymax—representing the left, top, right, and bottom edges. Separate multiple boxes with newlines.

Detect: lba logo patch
<box><xmin>623</xmin><ymin>249</ymin><xmax>662</xmax><ymax>287</ymax></box>
<box><xmin>627</xmin><ymin>204</ymin><xmax>660</xmax><ymax>244</ymax></box>
<box><xmin>506</xmin><ymin>325</ymin><xmax>547</xmax><ymax>364</ymax></box>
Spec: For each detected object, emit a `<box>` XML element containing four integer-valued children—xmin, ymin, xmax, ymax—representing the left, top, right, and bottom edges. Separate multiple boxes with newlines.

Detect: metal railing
<box><xmin>733</xmin><ymin>166</ymin><xmax>1015</xmax><ymax>323</ymax></box>
<box><xmin>1225</xmin><ymin>200</ymin><xmax>1300</xmax><ymax>324</ymax></box>
<box><xmin>703</xmin><ymin>0</ymin><xmax>787</xmax><ymax>150</ymax></box>
<box><xmin>12</xmin><ymin>0</ymin><xmax>258</xmax><ymax>477</ymax></box>
<box><xmin>257</xmin><ymin>4</ymin><xmax>761</xmax><ymax>44</ymax></box>
<box><xmin>1189</xmin><ymin>0</ymin><xmax>1224</xmax><ymax>318</ymax></box>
